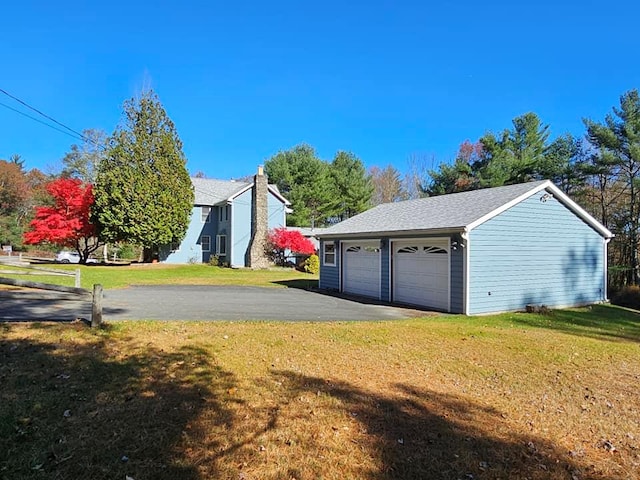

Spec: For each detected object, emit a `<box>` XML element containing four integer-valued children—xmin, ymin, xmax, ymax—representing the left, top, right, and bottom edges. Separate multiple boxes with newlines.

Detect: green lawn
<box><xmin>0</xmin><ymin>263</ymin><xmax>318</xmax><ymax>290</ymax></box>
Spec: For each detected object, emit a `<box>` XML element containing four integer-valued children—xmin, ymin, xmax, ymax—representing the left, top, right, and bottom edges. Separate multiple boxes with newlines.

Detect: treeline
<box><xmin>0</xmin><ymin>156</ymin><xmax>49</xmax><ymax>250</ymax></box>
<box><xmin>264</xmin><ymin>145</ymin><xmax>372</xmax><ymax>227</ymax></box>
<box><xmin>424</xmin><ymin>89</ymin><xmax>640</xmax><ymax>288</ymax></box>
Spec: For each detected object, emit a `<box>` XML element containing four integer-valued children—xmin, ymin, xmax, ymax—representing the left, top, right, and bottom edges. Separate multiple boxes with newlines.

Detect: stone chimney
<box><xmin>247</xmin><ymin>165</ymin><xmax>271</xmax><ymax>268</ymax></box>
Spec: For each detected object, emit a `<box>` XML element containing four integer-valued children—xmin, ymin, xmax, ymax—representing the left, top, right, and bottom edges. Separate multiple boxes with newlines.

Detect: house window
<box><xmin>218</xmin><ymin>205</ymin><xmax>230</xmax><ymax>222</ymax></box>
<box><xmin>323</xmin><ymin>242</ymin><xmax>336</xmax><ymax>266</ymax></box>
<box><xmin>216</xmin><ymin>235</ymin><xmax>227</xmax><ymax>256</ymax></box>
<box><xmin>201</xmin><ymin>206</ymin><xmax>211</xmax><ymax>222</ymax></box>
<box><xmin>201</xmin><ymin>235</ymin><xmax>211</xmax><ymax>252</ymax></box>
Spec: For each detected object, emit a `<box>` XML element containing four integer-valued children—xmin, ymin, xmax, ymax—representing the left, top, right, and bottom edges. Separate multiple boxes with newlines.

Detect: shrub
<box><xmin>266</xmin><ymin>228</ymin><xmax>316</xmax><ymax>266</ymax></box>
<box><xmin>208</xmin><ymin>255</ymin><xmax>220</xmax><ymax>267</ymax></box>
<box><xmin>611</xmin><ymin>285</ymin><xmax>640</xmax><ymax>310</ymax></box>
<box><xmin>304</xmin><ymin>254</ymin><xmax>320</xmax><ymax>275</ymax></box>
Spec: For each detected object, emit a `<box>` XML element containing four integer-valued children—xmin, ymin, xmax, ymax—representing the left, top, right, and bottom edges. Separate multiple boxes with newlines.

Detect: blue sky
<box><xmin>2</xmin><ymin>0</ymin><xmax>639</xmax><ymax>179</ymax></box>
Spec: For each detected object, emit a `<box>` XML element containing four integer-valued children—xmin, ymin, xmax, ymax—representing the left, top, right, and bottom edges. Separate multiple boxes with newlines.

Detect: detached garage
<box><xmin>317</xmin><ymin>180</ymin><xmax>613</xmax><ymax>315</ymax></box>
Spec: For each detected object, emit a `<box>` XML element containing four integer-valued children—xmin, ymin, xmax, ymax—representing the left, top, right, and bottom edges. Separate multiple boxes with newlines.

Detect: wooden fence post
<box><xmin>75</xmin><ymin>269</ymin><xmax>81</xmax><ymax>288</ymax></box>
<box><xmin>91</xmin><ymin>284</ymin><xmax>103</xmax><ymax>328</ymax></box>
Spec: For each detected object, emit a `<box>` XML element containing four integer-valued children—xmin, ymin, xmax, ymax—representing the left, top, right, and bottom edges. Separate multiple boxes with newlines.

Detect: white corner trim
<box><xmin>544</xmin><ymin>183</ymin><xmax>614</xmax><ymax>239</ymax></box>
<box><xmin>604</xmin><ymin>237</ymin><xmax>611</xmax><ymax>301</ymax></box>
<box><xmin>462</xmin><ymin>230</ymin><xmax>470</xmax><ymax>315</ymax></box>
<box><xmin>267</xmin><ymin>185</ymin><xmax>291</xmax><ymax>205</ymax></box>
<box><xmin>227</xmin><ymin>183</ymin><xmax>254</xmax><ymax>202</ymax></box>
<box><xmin>226</xmin><ymin>183</ymin><xmax>289</xmax><ymax>206</ymax></box>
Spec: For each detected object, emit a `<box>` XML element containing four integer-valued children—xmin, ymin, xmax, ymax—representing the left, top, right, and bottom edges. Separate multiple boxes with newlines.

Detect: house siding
<box><xmin>231</xmin><ymin>189</ymin><xmax>252</xmax><ymax>267</ymax></box>
<box><xmin>268</xmin><ymin>191</ymin><xmax>287</xmax><ymax>229</ymax></box>
<box><xmin>216</xmin><ymin>204</ymin><xmax>231</xmax><ymax>265</ymax></box>
<box><xmin>468</xmin><ymin>191</ymin><xmax>606</xmax><ymax>315</ymax></box>
<box><xmin>162</xmin><ymin>206</ymin><xmax>216</xmax><ymax>263</ymax></box>
<box><xmin>319</xmin><ymin>239</ymin><xmax>340</xmax><ymax>291</ymax></box>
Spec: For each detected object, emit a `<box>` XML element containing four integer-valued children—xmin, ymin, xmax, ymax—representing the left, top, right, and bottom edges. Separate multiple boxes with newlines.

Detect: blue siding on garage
<box><xmin>319</xmin><ymin>239</ymin><xmax>340</xmax><ymax>290</ymax></box>
<box><xmin>381</xmin><ymin>239</ymin><xmax>391</xmax><ymax>301</ymax></box>
<box><xmin>468</xmin><ymin>191</ymin><xmax>605</xmax><ymax>314</ymax></box>
<box><xmin>449</xmin><ymin>233</ymin><xmax>465</xmax><ymax>314</ymax></box>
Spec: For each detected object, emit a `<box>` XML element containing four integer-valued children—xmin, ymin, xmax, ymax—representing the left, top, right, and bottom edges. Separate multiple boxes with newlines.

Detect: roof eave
<box><xmin>465</xmin><ymin>180</ymin><xmax>614</xmax><ymax>239</ymax></box>
<box><xmin>225</xmin><ymin>183</ymin><xmax>291</xmax><ymax>206</ymax></box>
<box><xmin>545</xmin><ymin>183</ymin><xmax>614</xmax><ymax>238</ymax></box>
<box><xmin>316</xmin><ymin>226</ymin><xmax>466</xmax><ymax>239</ymax></box>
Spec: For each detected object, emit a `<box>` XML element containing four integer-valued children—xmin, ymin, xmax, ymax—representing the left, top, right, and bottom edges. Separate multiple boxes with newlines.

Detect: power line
<box><xmin>0</xmin><ymin>100</ymin><xmax>84</xmax><ymax>142</ymax></box>
<box><xmin>0</xmin><ymin>87</ymin><xmax>89</xmax><ymax>141</ymax></box>
<box><xmin>0</xmin><ymin>87</ymin><xmax>105</xmax><ymax>149</ymax></box>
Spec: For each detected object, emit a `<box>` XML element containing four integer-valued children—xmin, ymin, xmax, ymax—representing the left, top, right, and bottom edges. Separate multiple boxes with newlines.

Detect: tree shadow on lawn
<box><xmin>510</xmin><ymin>304</ymin><xmax>640</xmax><ymax>343</ymax></box>
<box><xmin>269</xmin><ymin>370</ymin><xmax>619</xmax><ymax>480</ymax></box>
<box><xmin>0</xmin><ymin>324</ymin><xmax>236</xmax><ymax>480</ymax></box>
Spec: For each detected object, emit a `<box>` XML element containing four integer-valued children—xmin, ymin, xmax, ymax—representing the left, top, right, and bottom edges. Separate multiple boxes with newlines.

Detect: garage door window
<box><xmin>323</xmin><ymin>242</ymin><xmax>336</xmax><ymax>266</ymax></box>
<box><xmin>347</xmin><ymin>245</ymin><xmax>380</xmax><ymax>253</ymax></box>
<box><xmin>424</xmin><ymin>246</ymin><xmax>447</xmax><ymax>254</ymax></box>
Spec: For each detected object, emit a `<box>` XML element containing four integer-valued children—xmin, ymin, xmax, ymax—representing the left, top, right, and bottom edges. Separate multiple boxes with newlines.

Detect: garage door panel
<box><xmin>393</xmin><ymin>240</ymin><xmax>449</xmax><ymax>311</ymax></box>
<box><xmin>343</xmin><ymin>242</ymin><xmax>380</xmax><ymax>299</ymax></box>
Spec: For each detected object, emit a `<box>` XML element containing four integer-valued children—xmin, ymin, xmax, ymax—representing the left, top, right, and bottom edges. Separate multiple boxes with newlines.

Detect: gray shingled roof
<box><xmin>192</xmin><ymin>177</ymin><xmax>251</xmax><ymax>205</ymax></box>
<box><xmin>318</xmin><ymin>180</ymin><xmax>550</xmax><ymax>237</ymax></box>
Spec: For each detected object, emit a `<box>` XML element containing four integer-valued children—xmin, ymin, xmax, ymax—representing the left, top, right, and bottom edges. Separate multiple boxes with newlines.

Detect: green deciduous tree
<box><xmin>329</xmin><ymin>151</ymin><xmax>373</xmax><ymax>220</ymax></box>
<box><xmin>92</xmin><ymin>90</ymin><xmax>194</xmax><ymax>260</ymax></box>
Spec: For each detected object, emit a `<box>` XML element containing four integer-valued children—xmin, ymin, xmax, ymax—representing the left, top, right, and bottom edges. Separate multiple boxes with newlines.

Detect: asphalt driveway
<box><xmin>0</xmin><ymin>285</ymin><xmax>417</xmax><ymax>322</ymax></box>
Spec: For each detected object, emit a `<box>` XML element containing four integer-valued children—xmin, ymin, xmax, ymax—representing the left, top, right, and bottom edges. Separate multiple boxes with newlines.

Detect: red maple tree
<box><xmin>267</xmin><ymin>227</ymin><xmax>316</xmax><ymax>265</ymax></box>
<box><xmin>23</xmin><ymin>178</ymin><xmax>100</xmax><ymax>262</ymax></box>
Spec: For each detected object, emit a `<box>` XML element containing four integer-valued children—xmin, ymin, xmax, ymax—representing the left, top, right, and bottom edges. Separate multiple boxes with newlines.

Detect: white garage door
<box><xmin>342</xmin><ymin>241</ymin><xmax>381</xmax><ymax>299</ymax></box>
<box><xmin>393</xmin><ymin>239</ymin><xmax>449</xmax><ymax>311</ymax></box>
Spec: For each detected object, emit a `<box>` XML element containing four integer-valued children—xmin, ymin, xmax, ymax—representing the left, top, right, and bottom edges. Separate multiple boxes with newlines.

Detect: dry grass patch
<box><xmin>1</xmin><ymin>306</ymin><xmax>639</xmax><ymax>479</ymax></box>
